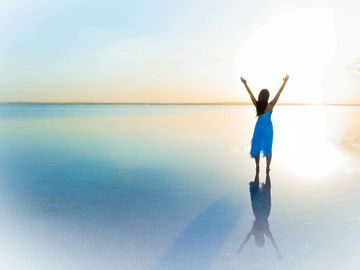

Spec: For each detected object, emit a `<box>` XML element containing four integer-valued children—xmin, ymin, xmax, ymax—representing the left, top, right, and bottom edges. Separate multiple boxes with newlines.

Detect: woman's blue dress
<box><xmin>250</xmin><ymin>111</ymin><xmax>273</xmax><ymax>158</ymax></box>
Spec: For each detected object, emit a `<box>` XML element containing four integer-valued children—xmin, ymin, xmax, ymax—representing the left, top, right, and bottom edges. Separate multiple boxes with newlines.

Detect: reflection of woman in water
<box><xmin>240</xmin><ymin>75</ymin><xmax>289</xmax><ymax>176</ymax></box>
<box><xmin>238</xmin><ymin>175</ymin><xmax>282</xmax><ymax>260</ymax></box>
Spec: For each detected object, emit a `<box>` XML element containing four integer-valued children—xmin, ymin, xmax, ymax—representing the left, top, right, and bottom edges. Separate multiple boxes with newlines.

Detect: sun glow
<box><xmin>235</xmin><ymin>8</ymin><xmax>338</xmax><ymax>104</ymax></box>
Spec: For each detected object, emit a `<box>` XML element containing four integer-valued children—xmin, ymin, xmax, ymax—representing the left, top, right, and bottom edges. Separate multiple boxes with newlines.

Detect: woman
<box><xmin>240</xmin><ymin>75</ymin><xmax>289</xmax><ymax>176</ymax></box>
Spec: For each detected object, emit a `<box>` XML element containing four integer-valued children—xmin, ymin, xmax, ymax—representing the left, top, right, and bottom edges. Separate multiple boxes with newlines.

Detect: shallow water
<box><xmin>0</xmin><ymin>104</ymin><xmax>359</xmax><ymax>270</ymax></box>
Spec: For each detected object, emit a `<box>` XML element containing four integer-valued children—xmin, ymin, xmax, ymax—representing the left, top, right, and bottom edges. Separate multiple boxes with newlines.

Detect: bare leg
<box><xmin>265</xmin><ymin>173</ymin><xmax>271</xmax><ymax>187</ymax></box>
<box><xmin>266</xmin><ymin>153</ymin><xmax>272</xmax><ymax>175</ymax></box>
<box><xmin>255</xmin><ymin>155</ymin><xmax>260</xmax><ymax>178</ymax></box>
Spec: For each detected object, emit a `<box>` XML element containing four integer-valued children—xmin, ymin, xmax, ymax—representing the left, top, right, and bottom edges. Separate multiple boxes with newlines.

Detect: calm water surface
<box><xmin>0</xmin><ymin>105</ymin><xmax>359</xmax><ymax>270</ymax></box>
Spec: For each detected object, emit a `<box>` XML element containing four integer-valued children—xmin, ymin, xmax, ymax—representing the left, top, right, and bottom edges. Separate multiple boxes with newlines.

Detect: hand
<box><xmin>240</xmin><ymin>77</ymin><xmax>247</xmax><ymax>84</ymax></box>
<box><xmin>283</xmin><ymin>74</ymin><xmax>289</xmax><ymax>83</ymax></box>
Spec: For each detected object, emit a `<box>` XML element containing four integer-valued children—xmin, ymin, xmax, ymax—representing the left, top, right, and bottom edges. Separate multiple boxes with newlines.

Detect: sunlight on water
<box><xmin>275</xmin><ymin>106</ymin><xmax>349</xmax><ymax>180</ymax></box>
<box><xmin>0</xmin><ymin>104</ymin><xmax>359</xmax><ymax>270</ymax></box>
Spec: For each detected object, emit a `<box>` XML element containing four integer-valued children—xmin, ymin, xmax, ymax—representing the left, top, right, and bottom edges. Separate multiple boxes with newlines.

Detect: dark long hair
<box><xmin>256</xmin><ymin>89</ymin><xmax>270</xmax><ymax>116</ymax></box>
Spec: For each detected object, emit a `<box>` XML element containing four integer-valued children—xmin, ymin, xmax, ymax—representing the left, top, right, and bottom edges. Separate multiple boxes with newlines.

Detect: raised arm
<box><xmin>266</xmin><ymin>230</ymin><xmax>282</xmax><ymax>261</ymax></box>
<box><xmin>240</xmin><ymin>77</ymin><xmax>257</xmax><ymax>106</ymax></box>
<box><xmin>237</xmin><ymin>231</ymin><xmax>252</xmax><ymax>253</ymax></box>
<box><xmin>270</xmin><ymin>74</ymin><xmax>289</xmax><ymax>109</ymax></box>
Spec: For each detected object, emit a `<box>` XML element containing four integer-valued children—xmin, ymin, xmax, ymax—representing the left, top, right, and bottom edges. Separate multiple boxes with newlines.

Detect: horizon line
<box><xmin>0</xmin><ymin>101</ymin><xmax>359</xmax><ymax>106</ymax></box>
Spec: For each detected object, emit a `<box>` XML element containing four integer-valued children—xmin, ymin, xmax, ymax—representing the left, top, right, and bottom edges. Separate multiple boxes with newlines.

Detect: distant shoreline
<box><xmin>0</xmin><ymin>102</ymin><xmax>359</xmax><ymax>106</ymax></box>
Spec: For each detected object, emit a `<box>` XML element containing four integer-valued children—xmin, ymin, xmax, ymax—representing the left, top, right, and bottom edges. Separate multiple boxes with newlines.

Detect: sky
<box><xmin>0</xmin><ymin>0</ymin><xmax>359</xmax><ymax>104</ymax></box>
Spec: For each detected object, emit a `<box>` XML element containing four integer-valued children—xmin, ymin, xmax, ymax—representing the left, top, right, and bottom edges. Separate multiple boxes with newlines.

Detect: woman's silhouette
<box><xmin>237</xmin><ymin>175</ymin><xmax>281</xmax><ymax>260</ymax></box>
<box><xmin>241</xmin><ymin>75</ymin><xmax>289</xmax><ymax>176</ymax></box>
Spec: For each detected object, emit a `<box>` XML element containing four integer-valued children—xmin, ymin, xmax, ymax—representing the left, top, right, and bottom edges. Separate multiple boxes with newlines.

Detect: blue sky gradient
<box><xmin>0</xmin><ymin>0</ymin><xmax>359</xmax><ymax>103</ymax></box>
